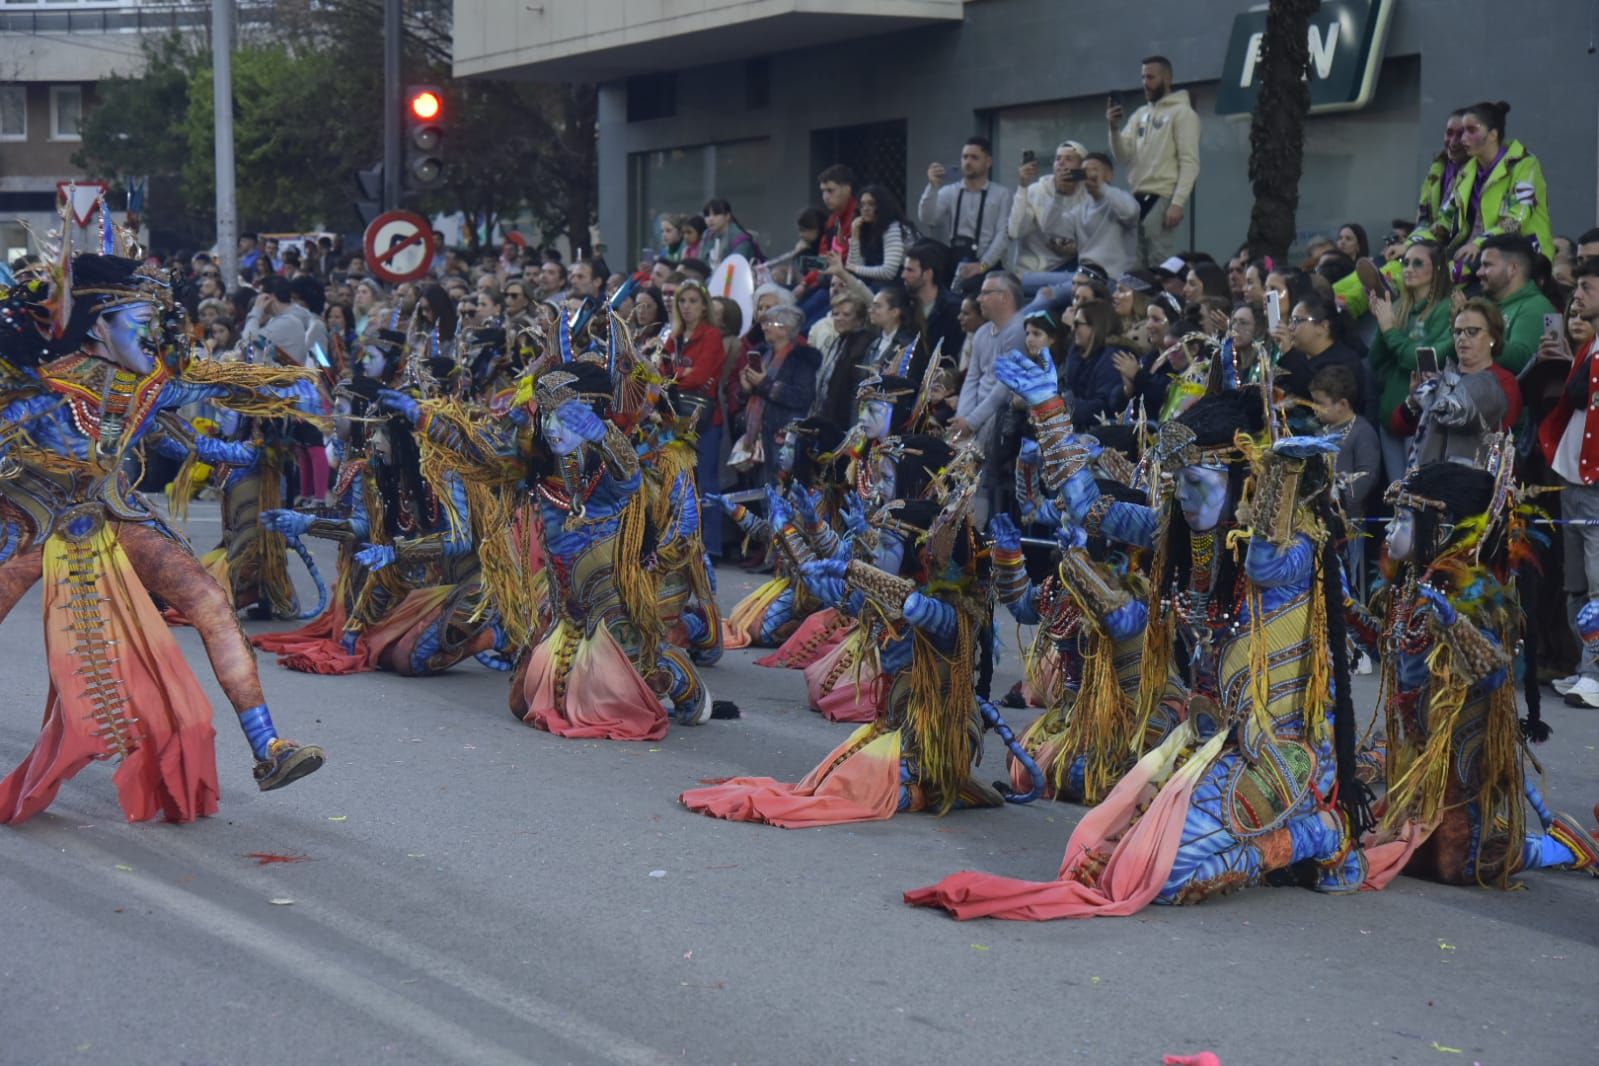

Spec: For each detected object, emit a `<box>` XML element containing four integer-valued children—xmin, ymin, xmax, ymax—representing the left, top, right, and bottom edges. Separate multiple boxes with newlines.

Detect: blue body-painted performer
<box><xmin>1362</xmin><ymin>460</ymin><xmax>1598</xmax><ymax>886</ymax></box>
<box><xmin>683</xmin><ymin>444</ymin><xmax>1042</xmax><ymax>826</ymax></box>
<box><xmin>0</xmin><ymin>253</ymin><xmax>323</xmax><ymax>824</ymax></box>
<box><xmin>709</xmin><ymin>416</ymin><xmax>848</xmax><ymax>649</ymax></box>
<box><xmin>907</xmin><ymin>362</ymin><xmax>1374</xmax><ymax>919</ymax></box>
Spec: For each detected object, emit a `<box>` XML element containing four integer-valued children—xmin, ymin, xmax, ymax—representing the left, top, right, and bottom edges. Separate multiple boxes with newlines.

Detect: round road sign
<box><xmin>363</xmin><ymin>210</ymin><xmax>437</xmax><ymax>284</ymax></box>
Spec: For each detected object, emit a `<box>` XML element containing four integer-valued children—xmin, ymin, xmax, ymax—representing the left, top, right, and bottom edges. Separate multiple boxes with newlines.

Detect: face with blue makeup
<box><xmin>1175</xmin><ymin>464</ymin><xmax>1229</xmax><ymax>532</ymax></box>
<box><xmin>875</xmin><ymin>528</ymin><xmax>906</xmax><ymax>574</ymax></box>
<box><xmin>1386</xmin><ymin>508</ymin><xmax>1415</xmax><ymax>564</ymax></box>
<box><xmin>779</xmin><ymin>431</ymin><xmax>798</xmax><ymax>474</ymax></box>
<box><xmin>541</xmin><ymin>404</ymin><xmax>586</xmax><ymax>457</ymax></box>
<box><xmin>91</xmin><ymin>300</ymin><xmax>158</xmax><ymax>374</ymax></box>
<box><xmin>360</xmin><ymin>344</ymin><xmax>391</xmax><ymax>381</ymax></box>
<box><xmin>858</xmin><ymin>398</ymin><xmax>894</xmax><ymax>442</ymax></box>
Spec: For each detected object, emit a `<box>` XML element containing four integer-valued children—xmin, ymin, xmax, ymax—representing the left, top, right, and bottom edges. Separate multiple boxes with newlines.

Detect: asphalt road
<box><xmin>2</xmin><ymin>500</ymin><xmax>1596</xmax><ymax>1066</ymax></box>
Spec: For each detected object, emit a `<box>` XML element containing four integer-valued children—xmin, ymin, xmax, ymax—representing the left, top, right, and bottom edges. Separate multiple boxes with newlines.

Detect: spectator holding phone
<box><xmin>1059</xmin><ymin>154</ymin><xmax>1141</xmax><ymax>278</ymax></box>
<box><xmin>1395</xmin><ymin>298</ymin><xmax>1519</xmax><ymax>468</ymax></box>
<box><xmin>739</xmin><ymin>305</ymin><xmax>819</xmax><ymax>482</ymax></box>
<box><xmin>1367</xmin><ymin>240</ymin><xmax>1455</xmax><ymax>481</ymax></box>
<box><xmin>919</xmin><ymin>137</ymin><xmax>1013</xmax><ymax>289</ymax></box>
<box><xmin>1009</xmin><ymin>140</ymin><xmax>1089</xmax><ymax>293</ymax></box>
<box><xmin>1106</xmin><ymin>56</ymin><xmax>1201</xmax><ymax>269</ymax></box>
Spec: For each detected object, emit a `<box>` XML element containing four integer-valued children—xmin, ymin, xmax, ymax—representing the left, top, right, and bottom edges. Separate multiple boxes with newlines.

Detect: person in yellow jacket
<box><xmin>1411</xmin><ymin>100</ymin><xmax>1551</xmax><ymax>275</ymax></box>
<box><xmin>1341</xmin><ymin>101</ymin><xmax>1549</xmax><ymax>319</ymax></box>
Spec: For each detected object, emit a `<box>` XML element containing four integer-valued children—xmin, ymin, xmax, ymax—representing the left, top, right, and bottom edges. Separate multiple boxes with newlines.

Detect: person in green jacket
<box><xmin>1410</xmin><ymin>101</ymin><xmax>1552</xmax><ymax>275</ymax></box>
<box><xmin>1416</xmin><ymin>110</ymin><xmax>1469</xmax><ymax>232</ymax></box>
<box><xmin>1367</xmin><ymin>240</ymin><xmax>1455</xmax><ymax>481</ymax></box>
<box><xmin>1478</xmin><ymin>233</ymin><xmax>1558</xmax><ymax>376</ymax></box>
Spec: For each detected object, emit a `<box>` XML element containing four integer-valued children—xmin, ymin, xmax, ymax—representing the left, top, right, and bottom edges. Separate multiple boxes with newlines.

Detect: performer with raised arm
<box><xmin>0</xmin><ymin>253</ymin><xmax>324</xmax><ymax>824</ymax></box>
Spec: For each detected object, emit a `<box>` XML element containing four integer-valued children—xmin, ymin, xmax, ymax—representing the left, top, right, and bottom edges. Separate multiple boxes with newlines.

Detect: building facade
<box><xmin>454</xmin><ymin>0</ymin><xmax>1598</xmax><ymax>270</ymax></box>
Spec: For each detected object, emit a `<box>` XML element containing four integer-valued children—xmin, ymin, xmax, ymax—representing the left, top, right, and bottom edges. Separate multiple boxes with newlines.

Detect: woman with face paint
<box><xmin>1360</xmin><ymin>462</ymin><xmax>1599</xmax><ymax>885</ymax></box>
<box><xmin>685</xmin><ymin>450</ymin><xmax>1019</xmax><ymax>826</ymax></box>
<box><xmin>792</xmin><ymin>435</ymin><xmax>957</xmax><ymax>724</ymax></box>
<box><xmin>910</xmin><ymin>370</ymin><xmax>1378</xmax><ymax>919</ymax></box>
<box><xmin>756</xmin><ymin>373</ymin><xmax>926</xmax><ymax>670</ymax></box>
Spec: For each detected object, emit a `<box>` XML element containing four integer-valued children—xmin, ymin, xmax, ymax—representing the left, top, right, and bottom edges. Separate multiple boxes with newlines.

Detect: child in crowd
<box><xmin>1311</xmin><ymin>364</ymin><xmax>1381</xmax><ymax>606</ymax></box>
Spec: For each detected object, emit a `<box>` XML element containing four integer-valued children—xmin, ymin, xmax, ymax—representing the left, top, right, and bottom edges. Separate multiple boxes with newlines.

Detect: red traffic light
<box><xmin>408</xmin><ymin>90</ymin><xmax>442</xmax><ymax>121</ymax></box>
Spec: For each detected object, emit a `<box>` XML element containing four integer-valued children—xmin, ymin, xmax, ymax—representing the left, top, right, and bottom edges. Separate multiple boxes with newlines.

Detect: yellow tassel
<box><xmin>906</xmin><ymin>598</ymin><xmax>978</xmax><ymax>815</ymax></box>
<box><xmin>1304</xmin><ymin>550</ymin><xmax>1333</xmax><ymax>748</ymax></box>
<box><xmin>1064</xmin><ymin>621</ymin><xmax>1134</xmax><ymax>803</ymax></box>
<box><xmin>256</xmin><ymin>448</ymin><xmax>298</xmax><ymax>619</ymax></box>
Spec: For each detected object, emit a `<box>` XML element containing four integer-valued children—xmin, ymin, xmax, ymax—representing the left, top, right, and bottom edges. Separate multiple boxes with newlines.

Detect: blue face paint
<box><xmin>1386</xmin><ymin>508</ymin><xmax>1415</xmax><ymax>563</ymax></box>
<box><xmin>875</xmin><ymin>529</ymin><xmax>905</xmax><ymax>574</ymax></box>
<box><xmin>1176</xmin><ymin>464</ymin><xmax>1228</xmax><ymax>532</ymax></box>
<box><xmin>95</xmin><ymin>301</ymin><xmax>157</xmax><ymax>374</ymax></box>
<box><xmin>858</xmin><ymin>399</ymin><xmax>893</xmax><ymax>442</ymax></box>
<box><xmin>877</xmin><ymin>456</ymin><xmax>898</xmax><ymax>502</ymax></box>
<box><xmin>779</xmin><ymin>434</ymin><xmax>798</xmax><ymax>473</ymax></box>
<box><xmin>541</xmin><ymin>405</ymin><xmax>585</xmax><ymax>456</ymax></box>
<box><xmin>360</xmin><ymin>345</ymin><xmax>390</xmax><ymax>380</ymax></box>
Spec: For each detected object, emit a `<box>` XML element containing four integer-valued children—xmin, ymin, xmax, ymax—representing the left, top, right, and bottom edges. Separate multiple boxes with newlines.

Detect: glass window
<box><xmin>0</xmin><ymin>86</ymin><xmax>24</xmax><ymax>141</ymax></box>
<box><xmin>990</xmin><ymin>56</ymin><xmax>1420</xmax><ymax>263</ymax></box>
<box><xmin>51</xmin><ymin>85</ymin><xmax>82</xmax><ymax>141</ymax></box>
<box><xmin>628</xmin><ymin>139</ymin><xmax>771</xmax><ymax>262</ymax></box>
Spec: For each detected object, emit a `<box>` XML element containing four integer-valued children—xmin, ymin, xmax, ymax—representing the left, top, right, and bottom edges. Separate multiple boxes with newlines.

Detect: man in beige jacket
<box><xmin>1106</xmin><ymin>55</ymin><xmax>1201</xmax><ymax>269</ymax></box>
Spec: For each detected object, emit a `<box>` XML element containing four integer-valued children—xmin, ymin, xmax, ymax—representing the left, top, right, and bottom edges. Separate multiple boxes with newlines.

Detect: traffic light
<box><xmin>353</xmin><ymin>162</ymin><xmax>384</xmax><ymax>227</ymax></box>
<box><xmin>404</xmin><ymin>84</ymin><xmax>446</xmax><ymax>192</ymax></box>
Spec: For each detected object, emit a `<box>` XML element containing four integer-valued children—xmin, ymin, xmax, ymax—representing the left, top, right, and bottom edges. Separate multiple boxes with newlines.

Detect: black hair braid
<box><xmin>1518</xmin><ymin>559</ymin><xmax>1550</xmax><ymax>742</ymax></box>
<box><xmin>1318</xmin><ymin>496</ymin><xmax>1375</xmax><ymax>837</ymax></box>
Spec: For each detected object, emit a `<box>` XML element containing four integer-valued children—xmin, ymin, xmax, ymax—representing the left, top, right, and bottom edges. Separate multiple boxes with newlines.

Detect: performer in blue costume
<box><xmin>907</xmin><ymin>359</ymin><xmax>1371</xmax><ymax>918</ymax></box>
<box><xmin>1363</xmin><ymin>458</ymin><xmax>1599</xmax><ymax>886</ymax></box>
<box><xmin>0</xmin><ymin>253</ymin><xmax>323</xmax><ymax>824</ymax></box>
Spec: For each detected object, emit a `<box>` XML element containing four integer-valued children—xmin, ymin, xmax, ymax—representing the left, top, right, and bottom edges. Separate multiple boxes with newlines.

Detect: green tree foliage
<box><xmin>73</xmin><ymin>6</ymin><xmax>596</xmax><ymax>250</ymax></box>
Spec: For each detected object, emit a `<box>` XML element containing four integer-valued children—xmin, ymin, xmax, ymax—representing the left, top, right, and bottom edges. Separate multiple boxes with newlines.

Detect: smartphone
<box><xmin>640</xmin><ymin>247</ymin><xmax>657</xmax><ymax>261</ymax></box>
<box><xmin>746</xmin><ymin>352</ymin><xmax>763</xmax><ymax>373</ymax></box>
<box><xmin>1265</xmin><ymin>290</ymin><xmax>1282</xmax><ymax>332</ymax></box>
<box><xmin>1416</xmin><ymin>346</ymin><xmax>1439</xmax><ymax>376</ymax></box>
<box><xmin>798</xmin><ymin>255</ymin><xmax>827</xmax><ymax>273</ymax></box>
<box><xmin>1021</xmin><ymin>149</ymin><xmax>1036</xmax><ymax>165</ymax></box>
<box><xmin>1544</xmin><ymin>312</ymin><xmax>1564</xmax><ymax>338</ymax></box>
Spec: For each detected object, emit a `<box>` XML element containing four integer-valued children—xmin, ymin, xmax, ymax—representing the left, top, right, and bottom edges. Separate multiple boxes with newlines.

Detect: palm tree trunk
<box><xmin>1246</xmin><ymin>0</ymin><xmax>1319</xmax><ymax>262</ymax></box>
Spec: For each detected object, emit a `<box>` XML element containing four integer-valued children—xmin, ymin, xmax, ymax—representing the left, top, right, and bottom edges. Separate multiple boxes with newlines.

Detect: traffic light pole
<box><xmin>382</xmin><ymin>0</ymin><xmax>401</xmax><ymax>212</ymax></box>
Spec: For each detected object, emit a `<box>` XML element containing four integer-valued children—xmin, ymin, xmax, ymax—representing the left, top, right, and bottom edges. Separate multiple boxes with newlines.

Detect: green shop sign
<box><xmin>1216</xmin><ymin>0</ymin><xmax>1396</xmax><ymax>116</ymax></box>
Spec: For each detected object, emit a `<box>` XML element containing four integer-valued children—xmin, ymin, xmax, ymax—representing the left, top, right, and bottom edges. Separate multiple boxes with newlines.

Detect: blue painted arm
<box><xmin>1058</xmin><ymin>466</ymin><xmax>1157</xmax><ymax>548</ymax></box>
<box><xmin>1004</xmin><ymin>585</ymin><xmax>1042</xmax><ymax>626</ymax></box>
<box><xmin>1244</xmin><ymin>533</ymin><xmax>1316</xmax><ymax>588</ymax></box>
<box><xmin>904</xmin><ymin>592</ymin><xmax>957</xmax><ymax>649</ymax></box>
